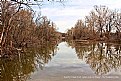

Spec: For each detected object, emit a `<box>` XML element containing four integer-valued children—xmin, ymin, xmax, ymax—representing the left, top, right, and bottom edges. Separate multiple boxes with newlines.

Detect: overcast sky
<box><xmin>32</xmin><ymin>0</ymin><xmax>121</xmax><ymax>32</ymax></box>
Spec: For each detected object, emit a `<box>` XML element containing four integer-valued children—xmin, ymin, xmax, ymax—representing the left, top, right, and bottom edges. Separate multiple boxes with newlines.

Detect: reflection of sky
<box><xmin>10</xmin><ymin>0</ymin><xmax>121</xmax><ymax>32</ymax></box>
<box><xmin>46</xmin><ymin>42</ymin><xmax>86</xmax><ymax>67</ymax></box>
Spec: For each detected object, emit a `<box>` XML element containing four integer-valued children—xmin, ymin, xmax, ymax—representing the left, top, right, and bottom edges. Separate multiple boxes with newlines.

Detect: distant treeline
<box><xmin>66</xmin><ymin>5</ymin><xmax>121</xmax><ymax>42</ymax></box>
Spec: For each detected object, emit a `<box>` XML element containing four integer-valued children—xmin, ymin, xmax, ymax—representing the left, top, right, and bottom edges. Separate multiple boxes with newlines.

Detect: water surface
<box><xmin>1</xmin><ymin>41</ymin><xmax>121</xmax><ymax>81</ymax></box>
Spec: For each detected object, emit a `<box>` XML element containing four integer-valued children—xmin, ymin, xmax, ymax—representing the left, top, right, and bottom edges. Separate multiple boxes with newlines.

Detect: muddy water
<box><xmin>1</xmin><ymin>42</ymin><xmax>121</xmax><ymax>81</ymax></box>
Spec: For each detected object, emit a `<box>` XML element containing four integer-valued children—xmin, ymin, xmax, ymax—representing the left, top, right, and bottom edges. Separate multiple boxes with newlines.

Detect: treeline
<box><xmin>0</xmin><ymin>1</ymin><xmax>61</xmax><ymax>57</ymax></box>
<box><xmin>66</xmin><ymin>5</ymin><xmax>121</xmax><ymax>42</ymax></box>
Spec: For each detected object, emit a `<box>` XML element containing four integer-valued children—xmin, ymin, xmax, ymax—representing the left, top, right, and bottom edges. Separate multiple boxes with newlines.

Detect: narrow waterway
<box><xmin>1</xmin><ymin>41</ymin><xmax>121</xmax><ymax>81</ymax></box>
<box><xmin>27</xmin><ymin>42</ymin><xmax>121</xmax><ymax>81</ymax></box>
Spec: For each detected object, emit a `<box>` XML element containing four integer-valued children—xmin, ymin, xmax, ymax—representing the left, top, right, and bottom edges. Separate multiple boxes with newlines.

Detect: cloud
<box><xmin>40</xmin><ymin>2</ymin><xmax>92</xmax><ymax>32</ymax></box>
<box><xmin>55</xmin><ymin>20</ymin><xmax>76</xmax><ymax>33</ymax></box>
<box><xmin>42</xmin><ymin>7</ymin><xmax>91</xmax><ymax>17</ymax></box>
<box><xmin>35</xmin><ymin>0</ymin><xmax>121</xmax><ymax>32</ymax></box>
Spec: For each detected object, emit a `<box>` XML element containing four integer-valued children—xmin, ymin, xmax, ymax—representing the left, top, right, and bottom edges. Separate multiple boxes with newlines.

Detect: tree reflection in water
<box><xmin>67</xmin><ymin>40</ymin><xmax>121</xmax><ymax>75</ymax></box>
<box><xmin>0</xmin><ymin>41</ymin><xmax>58</xmax><ymax>81</ymax></box>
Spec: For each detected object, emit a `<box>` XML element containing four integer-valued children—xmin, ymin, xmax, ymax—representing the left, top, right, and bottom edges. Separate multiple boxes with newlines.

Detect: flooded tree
<box><xmin>0</xmin><ymin>1</ymin><xmax>21</xmax><ymax>56</ymax></box>
<box><xmin>66</xmin><ymin>5</ymin><xmax>121</xmax><ymax>42</ymax></box>
<box><xmin>0</xmin><ymin>1</ymin><xmax>60</xmax><ymax>58</ymax></box>
<box><xmin>113</xmin><ymin>12</ymin><xmax>121</xmax><ymax>40</ymax></box>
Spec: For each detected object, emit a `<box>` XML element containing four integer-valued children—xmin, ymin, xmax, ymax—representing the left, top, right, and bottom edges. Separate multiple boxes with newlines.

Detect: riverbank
<box><xmin>73</xmin><ymin>39</ymin><xmax>121</xmax><ymax>44</ymax></box>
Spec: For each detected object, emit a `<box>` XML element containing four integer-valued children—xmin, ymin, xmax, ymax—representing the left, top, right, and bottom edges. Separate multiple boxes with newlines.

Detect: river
<box><xmin>1</xmin><ymin>41</ymin><xmax>121</xmax><ymax>81</ymax></box>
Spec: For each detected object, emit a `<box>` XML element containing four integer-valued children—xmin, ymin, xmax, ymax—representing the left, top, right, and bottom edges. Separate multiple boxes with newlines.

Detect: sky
<box><xmin>10</xmin><ymin>0</ymin><xmax>121</xmax><ymax>33</ymax></box>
